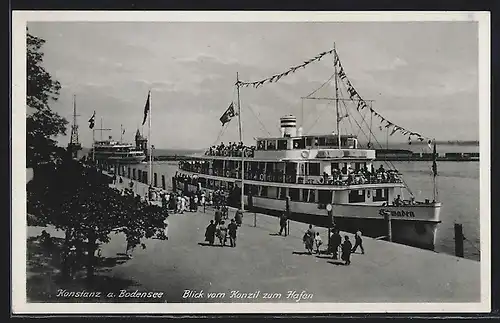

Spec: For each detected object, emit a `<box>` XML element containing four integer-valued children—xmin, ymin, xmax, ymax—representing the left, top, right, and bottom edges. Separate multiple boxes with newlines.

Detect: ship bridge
<box><xmin>254</xmin><ymin>115</ymin><xmax>375</xmax><ymax>161</ymax></box>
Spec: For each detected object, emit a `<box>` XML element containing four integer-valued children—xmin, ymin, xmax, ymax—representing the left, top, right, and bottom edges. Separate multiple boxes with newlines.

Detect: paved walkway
<box><xmin>28</xmin><ymin>176</ymin><xmax>481</xmax><ymax>303</ymax></box>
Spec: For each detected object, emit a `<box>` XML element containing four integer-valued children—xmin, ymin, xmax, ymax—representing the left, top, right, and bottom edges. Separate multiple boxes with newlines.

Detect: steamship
<box><xmin>89</xmin><ymin>130</ymin><xmax>148</xmax><ymax>164</ymax></box>
<box><xmin>174</xmin><ymin>47</ymin><xmax>441</xmax><ymax>250</ymax></box>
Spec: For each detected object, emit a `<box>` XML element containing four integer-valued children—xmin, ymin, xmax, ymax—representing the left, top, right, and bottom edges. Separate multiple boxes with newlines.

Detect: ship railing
<box><xmin>178</xmin><ymin>164</ymin><xmax>403</xmax><ymax>186</ymax></box>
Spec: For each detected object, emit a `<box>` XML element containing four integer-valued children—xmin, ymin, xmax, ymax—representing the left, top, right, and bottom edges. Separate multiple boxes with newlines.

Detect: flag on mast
<box><xmin>88</xmin><ymin>111</ymin><xmax>96</xmax><ymax>129</ymax></box>
<box><xmin>142</xmin><ymin>91</ymin><xmax>151</xmax><ymax>125</ymax></box>
<box><xmin>220</xmin><ymin>102</ymin><xmax>237</xmax><ymax>125</ymax></box>
<box><xmin>432</xmin><ymin>140</ymin><xmax>438</xmax><ymax>177</ymax></box>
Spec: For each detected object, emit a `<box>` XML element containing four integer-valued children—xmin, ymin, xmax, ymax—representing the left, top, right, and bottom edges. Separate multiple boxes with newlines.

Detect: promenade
<box><xmin>28</xmin><ymin>178</ymin><xmax>480</xmax><ymax>303</ymax></box>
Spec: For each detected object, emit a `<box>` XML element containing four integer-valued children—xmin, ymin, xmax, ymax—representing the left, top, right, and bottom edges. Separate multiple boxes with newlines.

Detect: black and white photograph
<box><xmin>12</xmin><ymin>11</ymin><xmax>490</xmax><ymax>314</ymax></box>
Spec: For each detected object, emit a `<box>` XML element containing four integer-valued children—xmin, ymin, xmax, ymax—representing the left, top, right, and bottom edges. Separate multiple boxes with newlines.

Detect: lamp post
<box><xmin>326</xmin><ymin>203</ymin><xmax>333</xmax><ymax>252</ymax></box>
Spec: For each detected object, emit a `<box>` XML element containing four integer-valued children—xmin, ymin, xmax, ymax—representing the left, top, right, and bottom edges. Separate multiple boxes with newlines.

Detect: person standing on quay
<box><xmin>351</xmin><ymin>229</ymin><xmax>365</xmax><ymax>254</ymax></box>
<box><xmin>235</xmin><ymin>209</ymin><xmax>243</xmax><ymax>226</ymax></box>
<box><xmin>205</xmin><ymin>220</ymin><xmax>216</xmax><ymax>245</ymax></box>
<box><xmin>331</xmin><ymin>229</ymin><xmax>342</xmax><ymax>259</ymax></box>
<box><xmin>341</xmin><ymin>236</ymin><xmax>353</xmax><ymax>265</ymax></box>
<box><xmin>278</xmin><ymin>212</ymin><xmax>288</xmax><ymax>236</ymax></box>
<box><xmin>314</xmin><ymin>232</ymin><xmax>323</xmax><ymax>254</ymax></box>
<box><xmin>228</xmin><ymin>218</ymin><xmax>238</xmax><ymax>247</ymax></box>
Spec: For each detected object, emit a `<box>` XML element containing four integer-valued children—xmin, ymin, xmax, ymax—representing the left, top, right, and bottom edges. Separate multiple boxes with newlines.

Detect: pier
<box><xmin>29</xmin><ymin>172</ymin><xmax>479</xmax><ymax>303</ymax></box>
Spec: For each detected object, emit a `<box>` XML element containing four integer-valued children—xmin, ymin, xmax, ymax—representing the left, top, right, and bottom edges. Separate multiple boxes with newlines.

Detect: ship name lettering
<box><xmin>379</xmin><ymin>209</ymin><xmax>415</xmax><ymax>218</ymax></box>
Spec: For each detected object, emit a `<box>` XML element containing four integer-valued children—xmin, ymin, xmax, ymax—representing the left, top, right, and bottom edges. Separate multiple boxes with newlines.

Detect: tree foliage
<box><xmin>26</xmin><ymin>30</ymin><xmax>68</xmax><ymax>167</ymax></box>
<box><xmin>27</xmin><ymin>159</ymin><xmax>168</xmax><ymax>280</ymax></box>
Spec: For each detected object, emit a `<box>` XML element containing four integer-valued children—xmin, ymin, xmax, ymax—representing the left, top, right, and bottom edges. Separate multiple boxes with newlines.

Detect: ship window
<box><xmin>325</xmin><ymin>136</ymin><xmax>336</xmax><ymax>146</ymax></box>
<box><xmin>331</xmin><ymin>162</ymin><xmax>339</xmax><ymax>171</ymax></box>
<box><xmin>268</xmin><ymin>186</ymin><xmax>278</xmax><ymax>199</ymax></box>
<box><xmin>318</xmin><ymin>190</ymin><xmax>332</xmax><ymax>204</ymax></box>
<box><xmin>373</xmin><ymin>188</ymin><xmax>389</xmax><ymax>202</ymax></box>
<box><xmin>308</xmin><ymin>163</ymin><xmax>320</xmax><ymax>176</ymax></box>
<box><xmin>289</xmin><ymin>188</ymin><xmax>300</xmax><ymax>201</ymax></box>
<box><xmin>277</xmin><ymin>139</ymin><xmax>288</xmax><ymax>150</ymax></box>
<box><xmin>279</xmin><ymin>187</ymin><xmax>287</xmax><ymax>200</ymax></box>
<box><xmin>348</xmin><ymin>190</ymin><xmax>366</xmax><ymax>203</ymax></box>
<box><xmin>318</xmin><ymin>137</ymin><xmax>326</xmax><ymax>146</ymax></box>
<box><xmin>257</xmin><ymin>140</ymin><xmax>265</xmax><ymax>150</ymax></box>
<box><xmin>308</xmin><ymin>190</ymin><xmax>316</xmax><ymax>203</ymax></box>
<box><xmin>305</xmin><ymin>137</ymin><xmax>313</xmax><ymax>147</ymax></box>
<box><xmin>267</xmin><ymin>140</ymin><xmax>277</xmax><ymax>150</ymax></box>
<box><xmin>292</xmin><ymin>138</ymin><xmax>305</xmax><ymax>149</ymax></box>
<box><xmin>302</xmin><ymin>189</ymin><xmax>310</xmax><ymax>202</ymax></box>
<box><xmin>260</xmin><ymin>186</ymin><xmax>268</xmax><ymax>197</ymax></box>
<box><xmin>355</xmin><ymin>163</ymin><xmax>361</xmax><ymax>172</ymax></box>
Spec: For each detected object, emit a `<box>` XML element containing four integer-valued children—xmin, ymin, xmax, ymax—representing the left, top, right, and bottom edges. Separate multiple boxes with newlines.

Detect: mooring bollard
<box><xmin>454</xmin><ymin>223</ymin><xmax>464</xmax><ymax>258</ymax></box>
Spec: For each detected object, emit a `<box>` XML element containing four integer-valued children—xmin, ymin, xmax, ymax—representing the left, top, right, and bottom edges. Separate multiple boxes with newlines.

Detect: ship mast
<box><xmin>334</xmin><ymin>42</ymin><xmax>341</xmax><ymax>149</ymax></box>
<box><xmin>236</xmin><ymin>72</ymin><xmax>245</xmax><ymax>212</ymax></box>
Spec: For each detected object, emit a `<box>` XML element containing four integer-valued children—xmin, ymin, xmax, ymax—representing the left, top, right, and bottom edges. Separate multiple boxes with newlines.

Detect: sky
<box><xmin>27</xmin><ymin>21</ymin><xmax>479</xmax><ymax>150</ymax></box>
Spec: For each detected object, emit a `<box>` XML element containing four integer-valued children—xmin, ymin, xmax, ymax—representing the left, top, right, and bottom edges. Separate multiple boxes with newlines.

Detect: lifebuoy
<box><xmin>226</xmin><ymin>171</ymin><xmax>230</xmax><ymax>177</ymax></box>
<box><xmin>319</xmin><ymin>178</ymin><xmax>324</xmax><ymax>184</ymax></box>
<box><xmin>301</xmin><ymin>150</ymin><xmax>309</xmax><ymax>158</ymax></box>
<box><xmin>260</xmin><ymin>174</ymin><xmax>265</xmax><ymax>181</ymax></box>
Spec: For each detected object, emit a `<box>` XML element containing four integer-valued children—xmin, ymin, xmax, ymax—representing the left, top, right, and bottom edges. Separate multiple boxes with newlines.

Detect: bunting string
<box><xmin>234</xmin><ymin>46</ymin><xmax>432</xmax><ymax>145</ymax></box>
<box><xmin>333</xmin><ymin>49</ymin><xmax>431</xmax><ymax>144</ymax></box>
<box><xmin>236</xmin><ymin>48</ymin><xmax>335</xmax><ymax>88</ymax></box>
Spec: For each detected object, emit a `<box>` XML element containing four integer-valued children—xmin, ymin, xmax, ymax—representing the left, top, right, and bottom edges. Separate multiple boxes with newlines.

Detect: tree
<box><xmin>26</xmin><ymin>30</ymin><xmax>68</xmax><ymax>167</ymax></box>
<box><xmin>27</xmin><ymin>159</ymin><xmax>168</xmax><ymax>282</ymax></box>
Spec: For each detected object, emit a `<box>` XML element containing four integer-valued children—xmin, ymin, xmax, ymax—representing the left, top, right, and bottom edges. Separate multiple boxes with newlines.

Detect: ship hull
<box><xmin>174</xmin><ymin>178</ymin><xmax>440</xmax><ymax>251</ymax></box>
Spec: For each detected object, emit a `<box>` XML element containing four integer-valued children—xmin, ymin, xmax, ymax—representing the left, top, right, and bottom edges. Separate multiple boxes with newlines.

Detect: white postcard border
<box><xmin>11</xmin><ymin>10</ymin><xmax>491</xmax><ymax>314</ymax></box>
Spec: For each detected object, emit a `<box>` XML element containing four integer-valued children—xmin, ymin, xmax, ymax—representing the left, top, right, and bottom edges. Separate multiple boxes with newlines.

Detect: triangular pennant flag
<box><xmin>338</xmin><ymin>67</ymin><xmax>346</xmax><ymax>79</ymax></box>
<box><xmin>390</xmin><ymin>127</ymin><xmax>398</xmax><ymax>136</ymax></box>
<box><xmin>427</xmin><ymin>139</ymin><xmax>433</xmax><ymax>150</ymax></box>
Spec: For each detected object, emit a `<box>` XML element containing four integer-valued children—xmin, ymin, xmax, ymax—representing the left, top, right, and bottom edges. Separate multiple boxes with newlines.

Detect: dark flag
<box><xmin>432</xmin><ymin>141</ymin><xmax>438</xmax><ymax>177</ymax></box>
<box><xmin>142</xmin><ymin>91</ymin><xmax>150</xmax><ymax>126</ymax></box>
<box><xmin>88</xmin><ymin>111</ymin><xmax>95</xmax><ymax>129</ymax></box>
<box><xmin>220</xmin><ymin>102</ymin><xmax>236</xmax><ymax>125</ymax></box>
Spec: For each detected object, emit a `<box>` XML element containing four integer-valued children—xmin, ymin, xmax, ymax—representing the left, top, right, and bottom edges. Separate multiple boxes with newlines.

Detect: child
<box><xmin>314</xmin><ymin>232</ymin><xmax>323</xmax><ymax>254</ymax></box>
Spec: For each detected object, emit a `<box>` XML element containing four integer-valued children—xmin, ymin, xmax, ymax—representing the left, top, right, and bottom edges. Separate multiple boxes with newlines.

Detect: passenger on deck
<box><xmin>393</xmin><ymin>195</ymin><xmax>402</xmax><ymax>206</ymax></box>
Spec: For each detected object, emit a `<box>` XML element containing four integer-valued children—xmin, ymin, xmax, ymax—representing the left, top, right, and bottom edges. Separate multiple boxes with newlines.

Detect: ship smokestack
<box><xmin>280</xmin><ymin>115</ymin><xmax>297</xmax><ymax>138</ymax></box>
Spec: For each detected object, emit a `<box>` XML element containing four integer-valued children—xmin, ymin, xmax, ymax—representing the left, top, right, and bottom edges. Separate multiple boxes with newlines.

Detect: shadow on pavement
<box><xmin>327</xmin><ymin>260</ymin><xmax>346</xmax><ymax>266</ymax></box>
<box><xmin>27</xmin><ymin>232</ymin><xmax>165</xmax><ymax>303</ymax></box>
<box><xmin>197</xmin><ymin>242</ymin><xmax>219</xmax><ymax>247</ymax></box>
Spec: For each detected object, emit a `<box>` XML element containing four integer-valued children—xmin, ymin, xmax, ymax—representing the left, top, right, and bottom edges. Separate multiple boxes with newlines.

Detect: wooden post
<box><xmin>286</xmin><ymin>196</ymin><xmax>291</xmax><ymax>236</ymax></box>
<box><xmin>454</xmin><ymin>223</ymin><xmax>464</xmax><ymax>258</ymax></box>
<box><xmin>385</xmin><ymin>213</ymin><xmax>392</xmax><ymax>242</ymax></box>
<box><xmin>248</xmin><ymin>192</ymin><xmax>256</xmax><ymax>227</ymax></box>
<box><xmin>327</xmin><ymin>209</ymin><xmax>333</xmax><ymax>251</ymax></box>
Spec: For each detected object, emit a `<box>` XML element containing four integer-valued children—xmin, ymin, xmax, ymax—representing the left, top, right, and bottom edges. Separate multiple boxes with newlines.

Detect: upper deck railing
<box><xmin>179</xmin><ymin>160</ymin><xmax>402</xmax><ymax>186</ymax></box>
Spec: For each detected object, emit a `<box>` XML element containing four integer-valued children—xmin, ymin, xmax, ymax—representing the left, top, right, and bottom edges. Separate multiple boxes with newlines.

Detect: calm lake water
<box><xmin>133</xmin><ymin>144</ymin><xmax>481</xmax><ymax>261</ymax></box>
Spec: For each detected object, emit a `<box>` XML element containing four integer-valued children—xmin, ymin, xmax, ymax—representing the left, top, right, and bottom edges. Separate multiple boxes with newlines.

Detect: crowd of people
<box><xmin>205</xmin><ymin>142</ymin><xmax>256</xmax><ymax>157</ymax></box>
<box><xmin>301</xmin><ymin>224</ymin><xmax>365</xmax><ymax>266</ymax></box>
<box><xmin>179</xmin><ymin>159</ymin><xmax>402</xmax><ymax>187</ymax></box>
